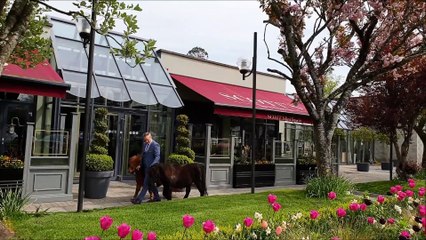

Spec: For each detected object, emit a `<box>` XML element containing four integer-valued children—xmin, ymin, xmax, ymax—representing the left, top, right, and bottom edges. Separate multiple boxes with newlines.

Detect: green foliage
<box><xmin>176</xmin><ymin>147</ymin><xmax>195</xmax><ymax>161</ymax></box>
<box><xmin>305</xmin><ymin>175</ymin><xmax>355</xmax><ymax>198</ymax></box>
<box><xmin>168</xmin><ymin>114</ymin><xmax>195</xmax><ymax>165</ymax></box>
<box><xmin>167</xmin><ymin>153</ymin><xmax>193</xmax><ymax>165</ymax></box>
<box><xmin>355</xmin><ymin>179</ymin><xmax>425</xmax><ymax>194</ymax></box>
<box><xmin>0</xmin><ymin>188</ymin><xmax>30</xmax><ymax>220</ymax></box>
<box><xmin>86</xmin><ymin>108</ymin><xmax>113</xmax><ymax>171</ymax></box>
<box><xmin>187</xmin><ymin>47</ymin><xmax>209</xmax><ymax>59</ymax></box>
<box><xmin>334</xmin><ymin>128</ymin><xmax>346</xmax><ymax>138</ymax></box>
<box><xmin>351</xmin><ymin>127</ymin><xmax>376</xmax><ymax>142</ymax></box>
<box><xmin>0</xmin><ymin>155</ymin><xmax>24</xmax><ymax>169</ymax></box>
<box><xmin>86</xmin><ymin>154</ymin><xmax>114</xmax><ymax>172</ymax></box>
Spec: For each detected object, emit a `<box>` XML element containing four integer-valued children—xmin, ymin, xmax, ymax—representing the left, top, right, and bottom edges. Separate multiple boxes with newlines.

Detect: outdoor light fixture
<box><xmin>76</xmin><ymin>17</ymin><xmax>91</xmax><ymax>47</ymax></box>
<box><xmin>76</xmin><ymin>4</ymin><xmax>97</xmax><ymax>212</ymax></box>
<box><xmin>237</xmin><ymin>32</ymin><xmax>257</xmax><ymax>194</ymax></box>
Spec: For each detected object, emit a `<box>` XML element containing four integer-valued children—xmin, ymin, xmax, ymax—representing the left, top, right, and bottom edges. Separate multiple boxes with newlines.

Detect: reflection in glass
<box><xmin>125</xmin><ymin>81</ymin><xmax>157</xmax><ymax>105</ymax></box>
<box><xmin>96</xmin><ymin>75</ymin><xmax>130</xmax><ymax>102</ymax></box>
<box><xmin>141</xmin><ymin>57</ymin><xmax>171</xmax><ymax>85</ymax></box>
<box><xmin>33</xmin><ymin>130</ymin><xmax>69</xmax><ymax>156</ymax></box>
<box><xmin>116</xmin><ymin>57</ymin><xmax>147</xmax><ymax>82</ymax></box>
<box><xmin>62</xmin><ymin>70</ymin><xmax>100</xmax><ymax>98</ymax></box>
<box><xmin>210</xmin><ymin>138</ymin><xmax>230</xmax><ymax>157</ymax></box>
<box><xmin>93</xmin><ymin>46</ymin><xmax>120</xmax><ymax>77</ymax></box>
<box><xmin>151</xmin><ymin>85</ymin><xmax>182</xmax><ymax>108</ymax></box>
<box><xmin>52</xmin><ymin>21</ymin><xmax>80</xmax><ymax>40</ymax></box>
<box><xmin>55</xmin><ymin>38</ymin><xmax>88</xmax><ymax>72</ymax></box>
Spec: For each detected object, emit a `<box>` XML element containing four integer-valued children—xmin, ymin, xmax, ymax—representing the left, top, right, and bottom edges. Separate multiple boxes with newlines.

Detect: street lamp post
<box><xmin>237</xmin><ymin>32</ymin><xmax>257</xmax><ymax>194</ymax></box>
<box><xmin>76</xmin><ymin>2</ymin><xmax>97</xmax><ymax>212</ymax></box>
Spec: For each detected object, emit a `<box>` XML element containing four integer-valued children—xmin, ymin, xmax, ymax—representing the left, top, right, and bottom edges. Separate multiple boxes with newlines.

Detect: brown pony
<box><xmin>128</xmin><ymin>154</ymin><xmax>153</xmax><ymax>200</ymax></box>
<box><xmin>149</xmin><ymin>163</ymin><xmax>208</xmax><ymax>200</ymax></box>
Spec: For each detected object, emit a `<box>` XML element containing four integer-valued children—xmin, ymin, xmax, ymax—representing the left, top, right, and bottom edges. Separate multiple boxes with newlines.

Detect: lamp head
<box><xmin>76</xmin><ymin>16</ymin><xmax>91</xmax><ymax>47</ymax></box>
<box><xmin>237</xmin><ymin>57</ymin><xmax>252</xmax><ymax>76</ymax></box>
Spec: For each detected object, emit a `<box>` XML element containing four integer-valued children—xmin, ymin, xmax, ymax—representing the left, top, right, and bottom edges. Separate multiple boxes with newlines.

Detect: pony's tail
<box><xmin>200</xmin><ymin>163</ymin><xmax>208</xmax><ymax>196</ymax></box>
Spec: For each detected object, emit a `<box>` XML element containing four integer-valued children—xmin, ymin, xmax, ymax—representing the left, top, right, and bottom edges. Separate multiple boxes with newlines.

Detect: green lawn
<box><xmin>11</xmin><ymin>190</ymin><xmax>351</xmax><ymax>240</ymax></box>
<box><xmin>355</xmin><ymin>179</ymin><xmax>425</xmax><ymax>195</ymax></box>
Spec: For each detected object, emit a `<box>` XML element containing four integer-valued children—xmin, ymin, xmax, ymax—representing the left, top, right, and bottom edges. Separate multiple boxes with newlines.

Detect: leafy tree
<box><xmin>0</xmin><ymin>0</ymin><xmax>156</xmax><ymax>74</ymax></box>
<box><xmin>347</xmin><ymin>57</ymin><xmax>426</xmax><ymax>177</ymax></box>
<box><xmin>260</xmin><ymin>0</ymin><xmax>426</xmax><ymax>176</ymax></box>
<box><xmin>187</xmin><ymin>46</ymin><xmax>209</xmax><ymax>59</ymax></box>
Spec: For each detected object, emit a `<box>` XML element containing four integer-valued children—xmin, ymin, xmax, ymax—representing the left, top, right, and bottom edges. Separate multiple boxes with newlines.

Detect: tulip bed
<box><xmin>356</xmin><ymin>179</ymin><xmax>426</xmax><ymax>195</ymax></box>
<box><xmin>9</xmin><ymin>179</ymin><xmax>426</xmax><ymax>239</ymax></box>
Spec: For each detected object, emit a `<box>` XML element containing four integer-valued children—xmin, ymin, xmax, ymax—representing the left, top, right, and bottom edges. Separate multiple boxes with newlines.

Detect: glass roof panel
<box><xmin>61</xmin><ymin>70</ymin><xmax>100</xmax><ymax>98</ymax></box>
<box><xmin>94</xmin><ymin>33</ymin><xmax>108</xmax><ymax>46</ymax></box>
<box><xmin>95</xmin><ymin>75</ymin><xmax>130</xmax><ymax>102</ymax></box>
<box><xmin>51</xmin><ymin>20</ymin><xmax>80</xmax><ymax>40</ymax></box>
<box><xmin>54</xmin><ymin>38</ymin><xmax>88</xmax><ymax>72</ymax></box>
<box><xmin>93</xmin><ymin>46</ymin><xmax>120</xmax><ymax>78</ymax></box>
<box><xmin>125</xmin><ymin>81</ymin><xmax>157</xmax><ymax>105</ymax></box>
<box><xmin>107</xmin><ymin>34</ymin><xmax>125</xmax><ymax>49</ymax></box>
<box><xmin>115</xmin><ymin>57</ymin><xmax>147</xmax><ymax>82</ymax></box>
<box><xmin>141</xmin><ymin>57</ymin><xmax>171</xmax><ymax>85</ymax></box>
<box><xmin>151</xmin><ymin>85</ymin><xmax>183</xmax><ymax>108</ymax></box>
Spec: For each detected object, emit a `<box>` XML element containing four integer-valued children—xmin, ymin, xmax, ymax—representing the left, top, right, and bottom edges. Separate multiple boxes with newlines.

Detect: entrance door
<box><xmin>107</xmin><ymin>112</ymin><xmax>147</xmax><ymax>180</ymax></box>
<box><xmin>0</xmin><ymin>102</ymin><xmax>33</xmax><ymax>158</ymax></box>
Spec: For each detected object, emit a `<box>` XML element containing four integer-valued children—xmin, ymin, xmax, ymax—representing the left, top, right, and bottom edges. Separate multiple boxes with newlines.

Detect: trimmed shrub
<box><xmin>86</xmin><ymin>108</ymin><xmax>113</xmax><ymax>172</ymax></box>
<box><xmin>168</xmin><ymin>114</ymin><xmax>195</xmax><ymax>164</ymax></box>
<box><xmin>306</xmin><ymin>175</ymin><xmax>355</xmax><ymax>198</ymax></box>
<box><xmin>168</xmin><ymin>154</ymin><xmax>192</xmax><ymax>165</ymax></box>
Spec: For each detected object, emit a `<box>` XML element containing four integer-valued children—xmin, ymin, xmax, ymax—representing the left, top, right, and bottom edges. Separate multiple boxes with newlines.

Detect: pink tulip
<box><xmin>85</xmin><ymin>236</ymin><xmax>101</xmax><ymax>240</ymax></box>
<box><xmin>405</xmin><ymin>190</ymin><xmax>414</xmax><ymax>197</ymax></box>
<box><xmin>408</xmin><ymin>178</ymin><xmax>415</xmax><ymax>183</ymax></box>
<box><xmin>349</xmin><ymin>203</ymin><xmax>360</xmax><ymax>212</ymax></box>
<box><xmin>330</xmin><ymin>237</ymin><xmax>340</xmax><ymax>240</ymax></box>
<box><xmin>310</xmin><ymin>210</ymin><xmax>319</xmax><ymax>220</ymax></box>
<box><xmin>400</xmin><ymin>230</ymin><xmax>411</xmax><ymax>239</ymax></box>
<box><xmin>377</xmin><ymin>195</ymin><xmax>385</xmax><ymax>204</ymax></box>
<box><xmin>336</xmin><ymin>208</ymin><xmax>346</xmax><ymax>218</ymax></box>
<box><xmin>244</xmin><ymin>217</ymin><xmax>253</xmax><ymax>227</ymax></box>
<box><xmin>397</xmin><ymin>191</ymin><xmax>407</xmax><ymax>201</ymax></box>
<box><xmin>367</xmin><ymin>217</ymin><xmax>376</xmax><ymax>224</ymax></box>
<box><xmin>390</xmin><ymin>186</ymin><xmax>397</xmax><ymax>194</ymax></box>
<box><xmin>387</xmin><ymin>218</ymin><xmax>395</xmax><ymax>224</ymax></box>
<box><xmin>408</xmin><ymin>181</ymin><xmax>416</xmax><ymax>188</ymax></box>
<box><xmin>359</xmin><ymin>203</ymin><xmax>367</xmax><ymax>211</ymax></box>
<box><xmin>419</xmin><ymin>205</ymin><xmax>426</xmax><ymax>217</ymax></box>
<box><xmin>182</xmin><ymin>214</ymin><xmax>195</xmax><ymax>228</ymax></box>
<box><xmin>147</xmin><ymin>231</ymin><xmax>156</xmax><ymax>240</ymax></box>
<box><xmin>271</xmin><ymin>202</ymin><xmax>282</xmax><ymax>212</ymax></box>
<box><xmin>328</xmin><ymin>191</ymin><xmax>337</xmax><ymax>200</ymax></box>
<box><xmin>100</xmin><ymin>215</ymin><xmax>113</xmax><ymax>231</ymax></box>
<box><xmin>261</xmin><ymin>220</ymin><xmax>268</xmax><ymax>229</ymax></box>
<box><xmin>395</xmin><ymin>185</ymin><xmax>403</xmax><ymax>191</ymax></box>
<box><xmin>267</xmin><ymin>194</ymin><xmax>278</xmax><ymax>204</ymax></box>
<box><xmin>117</xmin><ymin>223</ymin><xmax>131</xmax><ymax>239</ymax></box>
<box><xmin>132</xmin><ymin>229</ymin><xmax>143</xmax><ymax>240</ymax></box>
<box><xmin>202</xmin><ymin>220</ymin><xmax>216</xmax><ymax>234</ymax></box>
<box><xmin>275</xmin><ymin>226</ymin><xmax>283</xmax><ymax>235</ymax></box>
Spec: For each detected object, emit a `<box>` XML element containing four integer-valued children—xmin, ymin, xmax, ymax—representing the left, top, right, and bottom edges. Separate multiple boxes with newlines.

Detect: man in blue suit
<box><xmin>131</xmin><ymin>132</ymin><xmax>161</xmax><ymax>204</ymax></box>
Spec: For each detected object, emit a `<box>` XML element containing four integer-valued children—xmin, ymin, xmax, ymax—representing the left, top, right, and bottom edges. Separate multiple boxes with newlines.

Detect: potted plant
<box><xmin>0</xmin><ymin>155</ymin><xmax>24</xmax><ymax>182</ymax></box>
<box><xmin>84</xmin><ymin>108</ymin><xmax>114</xmax><ymax>199</ymax></box>
<box><xmin>168</xmin><ymin>114</ymin><xmax>195</xmax><ymax>165</ymax></box>
<box><xmin>296</xmin><ymin>154</ymin><xmax>317</xmax><ymax>185</ymax></box>
<box><xmin>352</xmin><ymin>127</ymin><xmax>375</xmax><ymax>172</ymax></box>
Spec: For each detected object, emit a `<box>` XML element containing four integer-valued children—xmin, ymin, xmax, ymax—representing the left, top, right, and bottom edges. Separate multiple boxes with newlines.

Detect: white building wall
<box><xmin>374</xmin><ymin>131</ymin><xmax>423</xmax><ymax>165</ymax></box>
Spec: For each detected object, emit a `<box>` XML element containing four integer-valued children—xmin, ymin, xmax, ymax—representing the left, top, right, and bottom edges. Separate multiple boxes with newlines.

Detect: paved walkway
<box><xmin>24</xmin><ymin>164</ymin><xmax>394</xmax><ymax>213</ymax></box>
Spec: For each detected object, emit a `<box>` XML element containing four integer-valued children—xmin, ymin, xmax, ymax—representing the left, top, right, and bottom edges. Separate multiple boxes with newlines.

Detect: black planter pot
<box><xmin>233</xmin><ymin>164</ymin><xmax>275</xmax><ymax>188</ymax></box>
<box><xmin>85</xmin><ymin>171</ymin><xmax>114</xmax><ymax>199</ymax></box>
<box><xmin>381</xmin><ymin>162</ymin><xmax>391</xmax><ymax>170</ymax></box>
<box><xmin>296</xmin><ymin>164</ymin><xmax>317</xmax><ymax>185</ymax></box>
<box><xmin>0</xmin><ymin>168</ymin><xmax>23</xmax><ymax>181</ymax></box>
<box><xmin>357</xmin><ymin>163</ymin><xmax>370</xmax><ymax>172</ymax></box>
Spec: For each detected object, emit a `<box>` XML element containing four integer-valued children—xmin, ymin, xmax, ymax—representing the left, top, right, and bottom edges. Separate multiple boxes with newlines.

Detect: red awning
<box><xmin>1</xmin><ymin>62</ymin><xmax>69</xmax><ymax>98</ymax></box>
<box><xmin>172</xmin><ymin>74</ymin><xmax>311</xmax><ymax>123</ymax></box>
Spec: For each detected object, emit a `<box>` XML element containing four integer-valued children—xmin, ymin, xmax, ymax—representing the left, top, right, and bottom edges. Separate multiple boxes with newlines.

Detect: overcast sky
<box><xmin>47</xmin><ymin>1</ymin><xmax>296</xmax><ymax>92</ymax></box>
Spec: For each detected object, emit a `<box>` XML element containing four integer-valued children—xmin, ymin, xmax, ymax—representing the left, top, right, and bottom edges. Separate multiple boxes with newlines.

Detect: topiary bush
<box><xmin>86</xmin><ymin>108</ymin><xmax>114</xmax><ymax>172</ymax></box>
<box><xmin>306</xmin><ymin>175</ymin><xmax>355</xmax><ymax>198</ymax></box>
<box><xmin>168</xmin><ymin>114</ymin><xmax>195</xmax><ymax>165</ymax></box>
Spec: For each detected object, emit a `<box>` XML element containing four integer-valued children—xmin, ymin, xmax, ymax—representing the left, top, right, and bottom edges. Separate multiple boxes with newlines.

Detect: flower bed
<box><xmin>84</xmin><ymin>179</ymin><xmax>425</xmax><ymax>240</ymax></box>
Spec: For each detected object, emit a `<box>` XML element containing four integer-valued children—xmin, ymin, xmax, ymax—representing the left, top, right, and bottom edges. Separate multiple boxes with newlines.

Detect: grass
<box><xmin>355</xmin><ymin>178</ymin><xmax>426</xmax><ymax>195</ymax></box>
<box><xmin>10</xmin><ymin>189</ymin><xmax>351</xmax><ymax>240</ymax></box>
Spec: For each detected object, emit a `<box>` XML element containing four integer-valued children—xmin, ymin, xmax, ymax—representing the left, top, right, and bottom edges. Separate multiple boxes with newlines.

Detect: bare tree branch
<box><xmin>263</xmin><ymin>23</ymin><xmax>293</xmax><ymax>74</ymax></box>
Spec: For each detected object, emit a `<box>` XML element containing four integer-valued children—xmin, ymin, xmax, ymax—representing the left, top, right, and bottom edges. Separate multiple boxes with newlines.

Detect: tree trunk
<box><xmin>396</xmin><ymin>126</ymin><xmax>415</xmax><ymax>179</ymax></box>
<box><xmin>312</xmin><ymin>122</ymin><xmax>333</xmax><ymax>176</ymax></box>
<box><xmin>414</xmin><ymin>118</ymin><xmax>426</xmax><ymax>169</ymax></box>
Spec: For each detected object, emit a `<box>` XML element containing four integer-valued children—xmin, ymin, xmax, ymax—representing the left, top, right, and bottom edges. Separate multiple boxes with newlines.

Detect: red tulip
<box><xmin>367</xmin><ymin>217</ymin><xmax>376</xmax><ymax>224</ymax></box>
<box><xmin>85</xmin><ymin>236</ymin><xmax>101</xmax><ymax>240</ymax></box>
<box><xmin>132</xmin><ymin>229</ymin><xmax>143</xmax><ymax>240</ymax></box>
<box><xmin>359</xmin><ymin>203</ymin><xmax>367</xmax><ymax>211</ymax></box>
<box><xmin>99</xmin><ymin>216</ymin><xmax>113</xmax><ymax>231</ymax></box>
<box><xmin>271</xmin><ymin>202</ymin><xmax>282</xmax><ymax>212</ymax></box>
<box><xmin>387</xmin><ymin>218</ymin><xmax>395</xmax><ymax>224</ymax></box>
<box><xmin>147</xmin><ymin>231</ymin><xmax>157</xmax><ymax>240</ymax></box>
<box><xmin>117</xmin><ymin>223</ymin><xmax>131</xmax><ymax>239</ymax></box>
<box><xmin>267</xmin><ymin>194</ymin><xmax>278</xmax><ymax>204</ymax></box>
<box><xmin>182</xmin><ymin>214</ymin><xmax>195</xmax><ymax>228</ymax></box>
<box><xmin>349</xmin><ymin>203</ymin><xmax>360</xmax><ymax>212</ymax></box>
<box><xmin>310</xmin><ymin>210</ymin><xmax>319</xmax><ymax>220</ymax></box>
<box><xmin>244</xmin><ymin>217</ymin><xmax>253</xmax><ymax>227</ymax></box>
<box><xmin>377</xmin><ymin>195</ymin><xmax>385</xmax><ymax>204</ymax></box>
<box><xmin>202</xmin><ymin>220</ymin><xmax>216</xmax><ymax>234</ymax></box>
<box><xmin>336</xmin><ymin>208</ymin><xmax>346</xmax><ymax>218</ymax></box>
<box><xmin>328</xmin><ymin>192</ymin><xmax>337</xmax><ymax>200</ymax></box>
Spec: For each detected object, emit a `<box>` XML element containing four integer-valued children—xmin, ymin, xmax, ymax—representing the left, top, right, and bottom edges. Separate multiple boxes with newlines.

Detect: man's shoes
<box><xmin>147</xmin><ymin>198</ymin><xmax>161</xmax><ymax>203</ymax></box>
<box><xmin>131</xmin><ymin>199</ymin><xmax>142</xmax><ymax>204</ymax></box>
